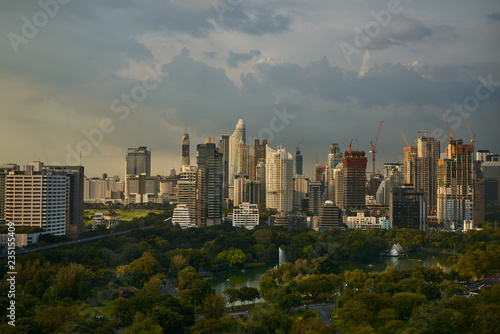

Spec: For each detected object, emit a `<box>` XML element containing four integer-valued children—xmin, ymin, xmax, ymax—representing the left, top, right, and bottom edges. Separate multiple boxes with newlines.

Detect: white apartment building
<box><xmin>233</xmin><ymin>202</ymin><xmax>259</xmax><ymax>229</ymax></box>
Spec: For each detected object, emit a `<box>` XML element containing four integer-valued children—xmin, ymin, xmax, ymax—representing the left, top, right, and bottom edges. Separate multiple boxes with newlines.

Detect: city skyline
<box><xmin>1</xmin><ymin>1</ymin><xmax>499</xmax><ymax>177</ymax></box>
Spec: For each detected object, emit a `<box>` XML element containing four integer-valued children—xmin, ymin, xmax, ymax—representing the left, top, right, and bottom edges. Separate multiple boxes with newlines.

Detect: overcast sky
<box><xmin>1</xmin><ymin>0</ymin><xmax>499</xmax><ymax>178</ymax></box>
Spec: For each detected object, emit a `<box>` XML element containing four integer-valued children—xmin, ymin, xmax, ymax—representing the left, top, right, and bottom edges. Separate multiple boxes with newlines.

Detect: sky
<box><xmin>1</xmin><ymin>0</ymin><xmax>499</xmax><ymax>178</ymax></box>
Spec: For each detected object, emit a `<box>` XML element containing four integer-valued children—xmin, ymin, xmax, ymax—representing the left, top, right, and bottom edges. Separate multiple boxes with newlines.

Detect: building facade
<box><xmin>266</xmin><ymin>145</ymin><xmax>293</xmax><ymax>212</ymax></box>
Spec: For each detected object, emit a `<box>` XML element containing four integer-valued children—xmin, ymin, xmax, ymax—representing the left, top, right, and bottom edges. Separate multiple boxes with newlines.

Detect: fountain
<box><xmin>278</xmin><ymin>247</ymin><xmax>288</xmax><ymax>266</ymax></box>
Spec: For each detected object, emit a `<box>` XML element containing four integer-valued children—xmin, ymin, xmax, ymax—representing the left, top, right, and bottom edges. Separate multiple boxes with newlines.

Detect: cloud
<box><xmin>203</xmin><ymin>51</ymin><xmax>218</xmax><ymax>59</ymax></box>
<box><xmin>487</xmin><ymin>12</ymin><xmax>500</xmax><ymax>21</ymax></box>
<box><xmin>227</xmin><ymin>50</ymin><xmax>261</xmax><ymax>68</ymax></box>
<box><xmin>218</xmin><ymin>4</ymin><xmax>293</xmax><ymax>35</ymax></box>
<box><xmin>366</xmin><ymin>16</ymin><xmax>432</xmax><ymax>50</ymax></box>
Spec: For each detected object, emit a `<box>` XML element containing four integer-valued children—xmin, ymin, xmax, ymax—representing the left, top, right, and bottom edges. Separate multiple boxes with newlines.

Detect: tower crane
<box><xmin>465</xmin><ymin>120</ymin><xmax>476</xmax><ymax>146</ymax></box>
<box><xmin>444</xmin><ymin>116</ymin><xmax>453</xmax><ymax>141</ymax></box>
<box><xmin>348</xmin><ymin>138</ymin><xmax>359</xmax><ymax>152</ymax></box>
<box><xmin>402</xmin><ymin>133</ymin><xmax>409</xmax><ymax>147</ymax></box>
<box><xmin>369</xmin><ymin>121</ymin><xmax>383</xmax><ymax>197</ymax></box>
<box><xmin>296</xmin><ymin>136</ymin><xmax>304</xmax><ymax>152</ymax></box>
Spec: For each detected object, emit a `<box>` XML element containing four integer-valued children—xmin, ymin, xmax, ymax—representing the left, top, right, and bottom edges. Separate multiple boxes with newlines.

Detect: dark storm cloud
<box><xmin>218</xmin><ymin>5</ymin><xmax>292</xmax><ymax>35</ymax></box>
<box><xmin>227</xmin><ymin>50</ymin><xmax>261</xmax><ymax>68</ymax></box>
<box><xmin>487</xmin><ymin>12</ymin><xmax>500</xmax><ymax>21</ymax></box>
<box><xmin>367</xmin><ymin>16</ymin><xmax>432</xmax><ymax>50</ymax></box>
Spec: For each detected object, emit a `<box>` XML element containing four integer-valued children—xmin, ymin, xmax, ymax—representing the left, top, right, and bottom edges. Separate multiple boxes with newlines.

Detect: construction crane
<box><xmin>417</xmin><ymin>130</ymin><xmax>448</xmax><ymax>137</ymax></box>
<box><xmin>465</xmin><ymin>120</ymin><xmax>476</xmax><ymax>146</ymax></box>
<box><xmin>369</xmin><ymin>121</ymin><xmax>383</xmax><ymax>197</ymax></box>
<box><xmin>402</xmin><ymin>133</ymin><xmax>409</xmax><ymax>147</ymax></box>
<box><xmin>348</xmin><ymin>138</ymin><xmax>359</xmax><ymax>152</ymax></box>
<box><xmin>444</xmin><ymin>116</ymin><xmax>453</xmax><ymax>140</ymax></box>
<box><xmin>296</xmin><ymin>136</ymin><xmax>304</xmax><ymax>153</ymax></box>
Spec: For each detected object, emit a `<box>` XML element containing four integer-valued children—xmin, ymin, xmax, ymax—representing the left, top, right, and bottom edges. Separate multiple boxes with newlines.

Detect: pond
<box><xmin>206</xmin><ymin>250</ymin><xmax>454</xmax><ymax>305</ymax></box>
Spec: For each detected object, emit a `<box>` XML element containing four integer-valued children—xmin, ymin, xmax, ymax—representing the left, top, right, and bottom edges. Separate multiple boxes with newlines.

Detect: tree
<box><xmin>338</xmin><ymin>299</ymin><xmax>373</xmax><ymax>329</ymax></box>
<box><xmin>203</xmin><ymin>294</ymin><xmax>226</xmax><ymax>319</ymax></box>
<box><xmin>123</xmin><ymin>313</ymin><xmax>162</xmax><ymax>334</ymax></box>
<box><xmin>392</xmin><ymin>292</ymin><xmax>427</xmax><ymax>319</ymax></box>
<box><xmin>55</xmin><ymin>263</ymin><xmax>91</xmax><ymax>299</ymax></box>
<box><xmin>151</xmin><ymin>305</ymin><xmax>185</xmax><ymax>334</ymax></box>
<box><xmin>127</xmin><ymin>253</ymin><xmax>162</xmax><ymax>287</ymax></box>
<box><xmin>240</xmin><ymin>286</ymin><xmax>260</xmax><ymax>306</ymax></box>
<box><xmin>226</xmin><ymin>248</ymin><xmax>247</xmax><ymax>266</ymax></box>
<box><xmin>223</xmin><ymin>287</ymin><xmax>240</xmax><ymax>310</ymax></box>
<box><xmin>290</xmin><ymin>318</ymin><xmax>335</xmax><ymax>334</ymax></box>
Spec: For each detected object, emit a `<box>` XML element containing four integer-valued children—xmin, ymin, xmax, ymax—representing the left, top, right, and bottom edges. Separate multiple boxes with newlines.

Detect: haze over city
<box><xmin>1</xmin><ymin>1</ymin><xmax>499</xmax><ymax>177</ymax></box>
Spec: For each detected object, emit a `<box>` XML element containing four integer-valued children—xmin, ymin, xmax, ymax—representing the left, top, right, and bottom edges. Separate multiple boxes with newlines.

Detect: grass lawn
<box><xmin>84</xmin><ymin>209</ymin><xmax>162</xmax><ymax>221</ymax></box>
<box><xmin>97</xmin><ymin>301</ymin><xmax>114</xmax><ymax>319</ymax></box>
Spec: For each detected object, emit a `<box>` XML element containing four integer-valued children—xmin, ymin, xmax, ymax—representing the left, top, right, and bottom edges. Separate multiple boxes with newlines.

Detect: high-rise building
<box><xmin>343</xmin><ymin>150</ymin><xmax>368</xmax><ymax>209</ymax></box>
<box><xmin>437</xmin><ymin>139</ymin><xmax>475</xmax><ymax>226</ymax></box>
<box><xmin>219</xmin><ymin>134</ymin><xmax>230</xmax><ymax>199</ymax></box>
<box><xmin>415</xmin><ymin>136</ymin><xmax>440</xmax><ymax>215</ymax></box>
<box><xmin>233</xmin><ymin>173</ymin><xmax>249</xmax><ymax>207</ymax></box>
<box><xmin>6</xmin><ymin>164</ymin><xmax>67</xmax><ymax>236</ymax></box>
<box><xmin>0</xmin><ymin>164</ymin><xmax>20</xmax><ymax>223</ymax></box>
<box><xmin>181</xmin><ymin>130</ymin><xmax>190</xmax><ymax>168</ymax></box>
<box><xmin>243</xmin><ymin>180</ymin><xmax>261</xmax><ymax>205</ymax></box>
<box><xmin>254</xmin><ymin>139</ymin><xmax>267</xmax><ymax>178</ymax></box>
<box><xmin>403</xmin><ymin>145</ymin><xmax>417</xmax><ymax>184</ymax></box>
<box><xmin>376</xmin><ymin>163</ymin><xmax>403</xmax><ymax>205</ymax></box>
<box><xmin>317</xmin><ymin>200</ymin><xmax>342</xmax><ymax>231</ymax></box>
<box><xmin>333</xmin><ymin>163</ymin><xmax>345</xmax><ymax>209</ymax></box>
<box><xmin>196</xmin><ymin>138</ymin><xmax>223</xmax><ymax>227</ymax></box>
<box><xmin>255</xmin><ymin>159</ymin><xmax>266</xmax><ymax>205</ymax></box>
<box><xmin>266</xmin><ymin>145</ymin><xmax>293</xmax><ymax>212</ymax></box>
<box><xmin>326</xmin><ymin>144</ymin><xmax>342</xmax><ymax>200</ymax></box>
<box><xmin>293</xmin><ymin>176</ymin><xmax>309</xmax><ymax>212</ymax></box>
<box><xmin>172</xmin><ymin>204</ymin><xmax>193</xmax><ymax>229</ymax></box>
<box><xmin>126</xmin><ymin>146</ymin><xmax>151</xmax><ymax>176</ymax></box>
<box><xmin>45</xmin><ymin>165</ymin><xmax>84</xmax><ymax>240</ymax></box>
<box><xmin>177</xmin><ymin>165</ymin><xmax>197</xmax><ymax>222</ymax></box>
<box><xmin>309</xmin><ymin>181</ymin><xmax>323</xmax><ymax>215</ymax></box>
<box><xmin>390</xmin><ymin>185</ymin><xmax>427</xmax><ymax>230</ymax></box>
<box><xmin>237</xmin><ymin>139</ymin><xmax>250</xmax><ymax>176</ymax></box>
<box><xmin>228</xmin><ymin>119</ymin><xmax>246</xmax><ymax>199</ymax></box>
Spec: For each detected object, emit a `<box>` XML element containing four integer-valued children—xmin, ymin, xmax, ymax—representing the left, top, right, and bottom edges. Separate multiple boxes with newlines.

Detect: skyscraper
<box><xmin>126</xmin><ymin>146</ymin><xmax>151</xmax><ymax>176</ymax></box>
<box><xmin>219</xmin><ymin>134</ymin><xmax>230</xmax><ymax>199</ymax></box>
<box><xmin>343</xmin><ymin>150</ymin><xmax>368</xmax><ymax>209</ymax></box>
<box><xmin>403</xmin><ymin>145</ymin><xmax>417</xmax><ymax>185</ymax></box>
<box><xmin>266</xmin><ymin>145</ymin><xmax>293</xmax><ymax>212</ymax></box>
<box><xmin>326</xmin><ymin>144</ymin><xmax>342</xmax><ymax>201</ymax></box>
<box><xmin>437</xmin><ymin>139</ymin><xmax>475</xmax><ymax>226</ymax></box>
<box><xmin>317</xmin><ymin>200</ymin><xmax>342</xmax><ymax>231</ymax></box>
<box><xmin>181</xmin><ymin>130</ymin><xmax>190</xmax><ymax>168</ymax></box>
<box><xmin>254</xmin><ymin>139</ymin><xmax>268</xmax><ymax>178</ymax></box>
<box><xmin>196</xmin><ymin>138</ymin><xmax>223</xmax><ymax>227</ymax></box>
<box><xmin>309</xmin><ymin>181</ymin><xmax>323</xmax><ymax>215</ymax></box>
<box><xmin>295</xmin><ymin>148</ymin><xmax>303</xmax><ymax>176</ymax></box>
<box><xmin>228</xmin><ymin>119</ymin><xmax>246</xmax><ymax>199</ymax></box>
<box><xmin>415</xmin><ymin>136</ymin><xmax>440</xmax><ymax>215</ymax></box>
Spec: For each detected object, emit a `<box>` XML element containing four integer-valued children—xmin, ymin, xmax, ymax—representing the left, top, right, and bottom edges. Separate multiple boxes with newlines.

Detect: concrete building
<box><xmin>403</xmin><ymin>145</ymin><xmax>417</xmax><ymax>185</ymax></box>
<box><xmin>196</xmin><ymin>138</ymin><xmax>223</xmax><ymax>227</ymax></box>
<box><xmin>181</xmin><ymin>130</ymin><xmax>190</xmax><ymax>168</ymax></box>
<box><xmin>376</xmin><ymin>163</ymin><xmax>403</xmax><ymax>205</ymax></box>
<box><xmin>271</xmin><ymin>211</ymin><xmax>307</xmax><ymax>229</ymax></box>
<box><xmin>266</xmin><ymin>145</ymin><xmax>293</xmax><ymax>212</ymax></box>
<box><xmin>219</xmin><ymin>134</ymin><xmax>230</xmax><ymax>199</ymax></box>
<box><xmin>243</xmin><ymin>180</ymin><xmax>262</xmax><ymax>205</ymax></box>
<box><xmin>177</xmin><ymin>165</ymin><xmax>197</xmax><ymax>222</ymax></box>
<box><xmin>333</xmin><ymin>163</ymin><xmax>345</xmax><ymax>209</ymax></box>
<box><xmin>233</xmin><ymin>202</ymin><xmax>259</xmax><ymax>229</ymax></box>
<box><xmin>309</xmin><ymin>181</ymin><xmax>323</xmax><ymax>216</ymax></box>
<box><xmin>5</xmin><ymin>164</ymin><xmax>67</xmax><ymax>236</ymax></box>
<box><xmin>255</xmin><ymin>159</ymin><xmax>266</xmax><ymax>205</ymax></box>
<box><xmin>125</xmin><ymin>174</ymin><xmax>159</xmax><ymax>204</ymax></box>
<box><xmin>233</xmin><ymin>173</ymin><xmax>249</xmax><ymax>207</ymax></box>
<box><xmin>347</xmin><ymin>212</ymin><xmax>379</xmax><ymax>230</ymax></box>
<box><xmin>172</xmin><ymin>204</ymin><xmax>194</xmax><ymax>229</ymax></box>
<box><xmin>45</xmin><ymin>165</ymin><xmax>84</xmax><ymax>240</ymax></box>
<box><xmin>437</xmin><ymin>139</ymin><xmax>475</xmax><ymax>226</ymax></box>
<box><xmin>293</xmin><ymin>176</ymin><xmax>309</xmax><ymax>212</ymax></box>
<box><xmin>317</xmin><ymin>200</ymin><xmax>342</xmax><ymax>231</ymax></box>
<box><xmin>481</xmin><ymin>160</ymin><xmax>500</xmax><ymax>205</ymax></box>
<box><xmin>254</xmin><ymin>139</ymin><xmax>268</xmax><ymax>179</ymax></box>
<box><xmin>415</xmin><ymin>136</ymin><xmax>440</xmax><ymax>216</ymax></box>
<box><xmin>228</xmin><ymin>119</ymin><xmax>246</xmax><ymax>199</ymax></box>
<box><xmin>326</xmin><ymin>143</ymin><xmax>342</xmax><ymax>201</ymax></box>
<box><xmin>0</xmin><ymin>164</ymin><xmax>20</xmax><ymax>223</ymax></box>
<box><xmin>343</xmin><ymin>150</ymin><xmax>368</xmax><ymax>209</ymax></box>
<box><xmin>390</xmin><ymin>185</ymin><xmax>427</xmax><ymax>231</ymax></box>
<box><xmin>126</xmin><ymin>146</ymin><xmax>151</xmax><ymax>176</ymax></box>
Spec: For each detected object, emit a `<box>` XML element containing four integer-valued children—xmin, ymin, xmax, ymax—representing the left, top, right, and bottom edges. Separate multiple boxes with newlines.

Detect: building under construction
<box><xmin>343</xmin><ymin>149</ymin><xmax>367</xmax><ymax>209</ymax></box>
<box><xmin>437</xmin><ymin>139</ymin><xmax>475</xmax><ymax>226</ymax></box>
